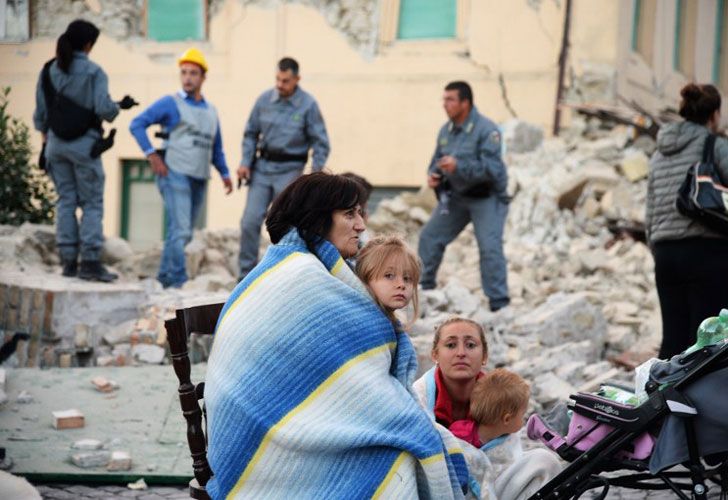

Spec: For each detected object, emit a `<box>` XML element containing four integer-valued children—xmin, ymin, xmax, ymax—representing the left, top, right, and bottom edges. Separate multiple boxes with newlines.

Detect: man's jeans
<box><xmin>157</xmin><ymin>169</ymin><xmax>206</xmax><ymax>288</ymax></box>
<box><xmin>46</xmin><ymin>133</ymin><xmax>105</xmax><ymax>262</ymax></box>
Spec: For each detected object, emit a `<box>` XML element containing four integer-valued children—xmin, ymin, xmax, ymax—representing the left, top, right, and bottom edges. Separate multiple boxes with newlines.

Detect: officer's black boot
<box><xmin>61</xmin><ymin>259</ymin><xmax>78</xmax><ymax>277</ymax></box>
<box><xmin>78</xmin><ymin>261</ymin><xmax>118</xmax><ymax>282</ymax></box>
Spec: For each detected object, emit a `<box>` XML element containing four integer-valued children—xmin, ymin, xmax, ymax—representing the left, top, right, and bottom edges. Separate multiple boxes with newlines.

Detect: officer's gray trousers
<box><xmin>45</xmin><ymin>134</ymin><xmax>105</xmax><ymax>262</ymax></box>
<box><xmin>418</xmin><ymin>192</ymin><xmax>510</xmax><ymax>310</ymax></box>
<box><xmin>238</xmin><ymin>168</ymin><xmax>301</xmax><ymax>279</ymax></box>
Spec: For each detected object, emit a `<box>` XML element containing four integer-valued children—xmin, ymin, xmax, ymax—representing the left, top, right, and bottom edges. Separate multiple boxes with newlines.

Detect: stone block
<box><xmin>32</xmin><ymin>289</ymin><xmax>45</xmax><ymax>309</ymax></box>
<box><xmin>58</xmin><ymin>353</ymin><xmax>73</xmax><ymax>368</ymax></box>
<box><xmin>5</xmin><ymin>308</ymin><xmax>17</xmax><ymax>330</ymax></box>
<box><xmin>8</xmin><ymin>285</ymin><xmax>20</xmax><ymax>307</ymax></box>
<box><xmin>70</xmin><ymin>450</ymin><xmax>110</xmax><ymax>468</ymax></box>
<box><xmin>501</xmin><ymin>119</ymin><xmax>544</xmax><ymax>153</ymax></box>
<box><xmin>29</xmin><ymin>310</ymin><xmax>44</xmax><ymax>336</ymax></box>
<box><xmin>511</xmin><ymin>292</ymin><xmax>607</xmax><ymax>348</ymax></box>
<box><xmin>72</xmin><ymin>439</ymin><xmax>104</xmax><ymax>450</ymax></box>
<box><xmin>91</xmin><ymin>376</ymin><xmax>118</xmax><ymax>393</ymax></box>
<box><xmin>107</xmin><ymin>451</ymin><xmax>132</xmax><ymax>471</ymax></box>
<box><xmin>74</xmin><ymin>324</ymin><xmax>91</xmax><ymax>349</ymax></box>
<box><xmin>533</xmin><ymin>372</ymin><xmax>576</xmax><ymax>407</ymax></box>
<box><xmin>52</xmin><ymin>409</ymin><xmax>85</xmax><ymax>429</ymax></box>
<box><xmin>132</xmin><ymin>344</ymin><xmax>166</xmax><ymax>364</ymax></box>
<box><xmin>102</xmin><ymin>236</ymin><xmax>134</xmax><ymax>264</ymax></box>
<box><xmin>619</xmin><ymin>149</ymin><xmax>649</xmax><ymax>182</ymax></box>
<box><xmin>18</xmin><ymin>288</ymin><xmax>33</xmax><ymax>329</ymax></box>
<box><xmin>16</xmin><ymin>390</ymin><xmax>33</xmax><ymax>404</ymax></box>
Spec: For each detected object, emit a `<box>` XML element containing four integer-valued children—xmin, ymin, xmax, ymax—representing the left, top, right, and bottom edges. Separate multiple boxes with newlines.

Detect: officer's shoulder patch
<box><xmin>488</xmin><ymin>130</ymin><xmax>501</xmax><ymax>145</ymax></box>
<box><xmin>439</xmin><ymin>137</ymin><xmax>448</xmax><ymax>146</ymax></box>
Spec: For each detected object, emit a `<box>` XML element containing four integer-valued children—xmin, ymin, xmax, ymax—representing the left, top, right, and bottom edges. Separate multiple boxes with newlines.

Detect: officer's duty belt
<box><xmin>259</xmin><ymin>149</ymin><xmax>308</xmax><ymax>163</ymax></box>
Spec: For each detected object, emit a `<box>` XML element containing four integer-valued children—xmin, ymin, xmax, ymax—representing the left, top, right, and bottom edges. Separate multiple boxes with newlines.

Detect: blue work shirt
<box><xmin>129</xmin><ymin>90</ymin><xmax>230</xmax><ymax>179</ymax></box>
<box><xmin>33</xmin><ymin>51</ymin><xmax>119</xmax><ymax>138</ymax></box>
<box><xmin>428</xmin><ymin>106</ymin><xmax>507</xmax><ymax>198</ymax></box>
<box><xmin>242</xmin><ymin>86</ymin><xmax>330</xmax><ymax>174</ymax></box>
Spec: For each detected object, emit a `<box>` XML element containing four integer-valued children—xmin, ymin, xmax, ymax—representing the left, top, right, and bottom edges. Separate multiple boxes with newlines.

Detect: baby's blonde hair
<box><xmin>470</xmin><ymin>368</ymin><xmax>530</xmax><ymax>426</ymax></box>
<box><xmin>355</xmin><ymin>235</ymin><xmax>420</xmax><ymax>328</ymax></box>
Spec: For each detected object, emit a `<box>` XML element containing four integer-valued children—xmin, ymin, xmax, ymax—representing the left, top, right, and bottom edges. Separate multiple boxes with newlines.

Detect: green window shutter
<box><xmin>397</xmin><ymin>0</ymin><xmax>456</xmax><ymax>40</ymax></box>
<box><xmin>147</xmin><ymin>0</ymin><xmax>205</xmax><ymax>42</ymax></box>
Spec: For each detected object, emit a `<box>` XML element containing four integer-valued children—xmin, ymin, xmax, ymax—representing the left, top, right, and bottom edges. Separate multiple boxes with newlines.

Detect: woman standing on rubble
<box><xmin>33</xmin><ymin>19</ymin><xmax>135</xmax><ymax>283</ymax></box>
<box><xmin>204</xmin><ymin>172</ymin><xmax>468</xmax><ymax>499</ymax></box>
<box><xmin>646</xmin><ymin>83</ymin><xmax>728</xmax><ymax>359</ymax></box>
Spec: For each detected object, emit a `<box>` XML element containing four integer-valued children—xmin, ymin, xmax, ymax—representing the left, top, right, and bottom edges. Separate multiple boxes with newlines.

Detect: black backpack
<box><xmin>675</xmin><ymin>134</ymin><xmax>728</xmax><ymax>235</ymax></box>
<box><xmin>41</xmin><ymin>59</ymin><xmax>101</xmax><ymax>141</ymax></box>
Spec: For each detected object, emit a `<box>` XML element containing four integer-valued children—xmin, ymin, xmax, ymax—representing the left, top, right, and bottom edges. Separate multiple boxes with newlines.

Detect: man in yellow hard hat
<box><xmin>129</xmin><ymin>47</ymin><xmax>233</xmax><ymax>288</ymax></box>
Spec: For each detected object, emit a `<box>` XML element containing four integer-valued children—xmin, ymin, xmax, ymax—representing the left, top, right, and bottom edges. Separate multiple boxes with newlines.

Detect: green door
<box><xmin>398</xmin><ymin>0</ymin><xmax>456</xmax><ymax>40</ymax></box>
<box><xmin>120</xmin><ymin>160</ymin><xmax>164</xmax><ymax>251</ymax></box>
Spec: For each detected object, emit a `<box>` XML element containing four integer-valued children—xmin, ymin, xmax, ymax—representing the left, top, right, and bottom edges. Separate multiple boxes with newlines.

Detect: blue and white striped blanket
<box><xmin>205</xmin><ymin>229</ymin><xmax>468</xmax><ymax>499</ymax></box>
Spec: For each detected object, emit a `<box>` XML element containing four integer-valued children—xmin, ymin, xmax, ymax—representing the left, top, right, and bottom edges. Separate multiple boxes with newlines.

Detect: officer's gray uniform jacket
<box><xmin>241</xmin><ymin>87</ymin><xmax>330</xmax><ymax>174</ymax></box>
<box><xmin>33</xmin><ymin>51</ymin><xmax>119</xmax><ymax>140</ymax></box>
<box><xmin>646</xmin><ymin>121</ymin><xmax>728</xmax><ymax>244</ymax></box>
<box><xmin>165</xmin><ymin>94</ymin><xmax>219</xmax><ymax>180</ymax></box>
<box><xmin>428</xmin><ymin>106</ymin><xmax>507</xmax><ymax>199</ymax></box>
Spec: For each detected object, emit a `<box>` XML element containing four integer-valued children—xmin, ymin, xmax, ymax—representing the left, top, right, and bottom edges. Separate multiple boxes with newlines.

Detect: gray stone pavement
<box><xmin>31</xmin><ymin>480</ymin><xmax>725</xmax><ymax>499</ymax></box>
<box><xmin>33</xmin><ymin>482</ymin><xmax>190</xmax><ymax>500</ymax></box>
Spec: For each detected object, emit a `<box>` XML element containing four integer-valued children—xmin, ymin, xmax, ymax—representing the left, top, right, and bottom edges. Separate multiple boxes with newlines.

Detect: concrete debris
<box><xmin>90</xmin><ymin>376</ymin><xmax>118</xmax><ymax>393</ymax></box>
<box><xmin>107</xmin><ymin>450</ymin><xmax>132</xmax><ymax>471</ymax></box>
<box><xmin>501</xmin><ymin>119</ymin><xmax>544</xmax><ymax>153</ymax></box>
<box><xmin>52</xmin><ymin>409</ymin><xmax>85</xmax><ymax>430</ymax></box>
<box><xmin>127</xmin><ymin>478</ymin><xmax>148</xmax><ymax>490</ymax></box>
<box><xmin>0</xmin><ymin>118</ymin><xmax>661</xmax><ymax>413</ymax></box>
<box><xmin>71</xmin><ymin>439</ymin><xmax>104</xmax><ymax>450</ymax></box>
<box><xmin>70</xmin><ymin>450</ymin><xmax>110</xmax><ymax>469</ymax></box>
<box><xmin>102</xmin><ymin>236</ymin><xmax>134</xmax><ymax>265</ymax></box>
<box><xmin>132</xmin><ymin>344</ymin><xmax>166</xmax><ymax>365</ymax></box>
<box><xmin>619</xmin><ymin>149</ymin><xmax>650</xmax><ymax>182</ymax></box>
<box><xmin>16</xmin><ymin>391</ymin><xmax>33</xmax><ymax>404</ymax></box>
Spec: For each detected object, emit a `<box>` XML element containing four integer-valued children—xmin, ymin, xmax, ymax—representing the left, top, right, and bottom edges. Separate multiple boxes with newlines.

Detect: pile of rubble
<box><xmin>0</xmin><ymin>118</ymin><xmax>662</xmax><ymax>411</ymax></box>
<box><xmin>368</xmin><ymin>116</ymin><xmax>660</xmax><ymax>409</ymax></box>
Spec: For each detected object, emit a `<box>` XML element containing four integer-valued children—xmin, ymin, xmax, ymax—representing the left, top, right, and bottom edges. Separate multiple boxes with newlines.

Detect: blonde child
<box><xmin>452</xmin><ymin>368</ymin><xmax>530</xmax><ymax>495</ymax></box>
<box><xmin>355</xmin><ymin>235</ymin><xmax>420</xmax><ymax>330</ymax></box>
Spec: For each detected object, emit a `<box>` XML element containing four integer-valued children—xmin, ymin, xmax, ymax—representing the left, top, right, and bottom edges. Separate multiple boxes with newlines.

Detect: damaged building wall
<box><xmin>31</xmin><ymin>0</ymin><xmax>145</xmax><ymax>39</ymax></box>
<box><xmin>1</xmin><ymin>0</ymin><xmax>619</xmax><ymax>238</ymax></box>
<box><xmin>615</xmin><ymin>0</ymin><xmax>728</xmax><ymax>120</ymax></box>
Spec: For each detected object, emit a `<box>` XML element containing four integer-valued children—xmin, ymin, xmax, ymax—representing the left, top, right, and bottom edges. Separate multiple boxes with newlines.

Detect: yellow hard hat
<box><xmin>178</xmin><ymin>47</ymin><xmax>208</xmax><ymax>72</ymax></box>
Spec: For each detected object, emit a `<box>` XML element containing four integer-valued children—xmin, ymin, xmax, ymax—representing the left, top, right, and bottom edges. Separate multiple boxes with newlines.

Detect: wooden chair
<box><xmin>165</xmin><ymin>302</ymin><xmax>224</xmax><ymax>500</ymax></box>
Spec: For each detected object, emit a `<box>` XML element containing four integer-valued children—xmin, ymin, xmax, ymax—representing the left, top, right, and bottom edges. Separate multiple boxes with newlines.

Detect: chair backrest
<box><xmin>165</xmin><ymin>302</ymin><xmax>224</xmax><ymax>500</ymax></box>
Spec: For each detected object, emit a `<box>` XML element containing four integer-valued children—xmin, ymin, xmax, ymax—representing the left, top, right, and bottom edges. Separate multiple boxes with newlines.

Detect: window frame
<box><xmin>144</xmin><ymin>0</ymin><xmax>208</xmax><ymax>43</ymax></box>
<box><xmin>673</xmin><ymin>0</ymin><xmax>698</xmax><ymax>79</ymax></box>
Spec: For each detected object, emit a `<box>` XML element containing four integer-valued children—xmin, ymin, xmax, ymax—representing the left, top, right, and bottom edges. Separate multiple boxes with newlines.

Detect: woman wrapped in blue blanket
<box><xmin>205</xmin><ymin>172</ymin><xmax>469</xmax><ymax>499</ymax></box>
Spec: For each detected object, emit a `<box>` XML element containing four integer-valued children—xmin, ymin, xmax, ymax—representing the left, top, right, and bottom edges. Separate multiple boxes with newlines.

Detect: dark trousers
<box><xmin>653</xmin><ymin>237</ymin><xmax>728</xmax><ymax>359</ymax></box>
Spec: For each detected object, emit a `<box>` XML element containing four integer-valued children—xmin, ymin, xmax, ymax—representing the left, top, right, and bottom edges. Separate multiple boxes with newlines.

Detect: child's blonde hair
<box><xmin>470</xmin><ymin>368</ymin><xmax>530</xmax><ymax>426</ymax></box>
<box><xmin>355</xmin><ymin>235</ymin><xmax>420</xmax><ymax>328</ymax></box>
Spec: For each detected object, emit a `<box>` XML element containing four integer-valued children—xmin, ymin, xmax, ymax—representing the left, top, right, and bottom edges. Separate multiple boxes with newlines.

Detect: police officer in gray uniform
<box><xmin>34</xmin><ymin>20</ymin><xmax>135</xmax><ymax>282</ymax></box>
<box><xmin>418</xmin><ymin>81</ymin><xmax>510</xmax><ymax>312</ymax></box>
<box><xmin>237</xmin><ymin>57</ymin><xmax>330</xmax><ymax>280</ymax></box>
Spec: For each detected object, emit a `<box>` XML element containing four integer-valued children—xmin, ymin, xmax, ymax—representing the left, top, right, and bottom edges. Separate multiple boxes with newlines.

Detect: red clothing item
<box><xmin>450</xmin><ymin>419</ymin><xmax>482</xmax><ymax>448</ymax></box>
<box><xmin>433</xmin><ymin>366</ymin><xmax>484</xmax><ymax>429</ymax></box>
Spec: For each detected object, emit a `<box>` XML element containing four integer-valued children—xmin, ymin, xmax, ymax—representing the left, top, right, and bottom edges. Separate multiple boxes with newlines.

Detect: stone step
<box><xmin>0</xmin><ymin>271</ymin><xmax>146</xmax><ymax>368</ymax></box>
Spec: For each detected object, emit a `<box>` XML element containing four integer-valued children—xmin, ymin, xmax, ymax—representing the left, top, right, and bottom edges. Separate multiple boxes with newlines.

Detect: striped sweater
<box><xmin>204</xmin><ymin>229</ymin><xmax>468</xmax><ymax>499</ymax></box>
<box><xmin>646</xmin><ymin>121</ymin><xmax>728</xmax><ymax>244</ymax></box>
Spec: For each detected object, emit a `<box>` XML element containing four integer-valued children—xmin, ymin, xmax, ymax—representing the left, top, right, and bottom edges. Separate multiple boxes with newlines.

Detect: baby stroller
<box><xmin>527</xmin><ymin>318</ymin><xmax>728</xmax><ymax>500</ymax></box>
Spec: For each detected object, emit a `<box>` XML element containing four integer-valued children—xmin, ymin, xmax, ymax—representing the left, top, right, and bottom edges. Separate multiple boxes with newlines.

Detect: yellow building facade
<box><xmin>0</xmin><ymin>0</ymin><xmax>618</xmax><ymax>243</ymax></box>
